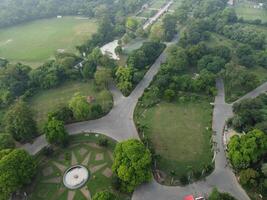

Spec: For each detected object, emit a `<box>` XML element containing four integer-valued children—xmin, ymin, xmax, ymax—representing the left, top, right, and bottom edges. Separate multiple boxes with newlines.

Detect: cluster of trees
<box><xmin>227</xmin><ymin>129</ymin><xmax>267</xmax><ymax>192</ymax></box>
<box><xmin>223</xmin><ymin>63</ymin><xmax>259</xmax><ymax>102</ymax></box>
<box><xmin>112</xmin><ymin>139</ymin><xmax>152</xmax><ymax>193</ymax></box>
<box><xmin>149</xmin><ymin>14</ymin><xmax>177</xmax><ymax>42</ymax></box>
<box><xmin>220</xmin><ymin>24</ymin><xmax>266</xmax><ymax>49</ymax></box>
<box><xmin>0</xmin><ymin>149</ymin><xmax>36</xmax><ymax>200</ymax></box>
<box><xmin>0</xmin><ymin>0</ymin><xmax>147</xmax><ymax>28</ymax></box>
<box><xmin>229</xmin><ymin>94</ymin><xmax>267</xmax><ymax>132</ymax></box>
<box><xmin>115</xmin><ymin>41</ymin><xmax>165</xmax><ymax>95</ymax></box>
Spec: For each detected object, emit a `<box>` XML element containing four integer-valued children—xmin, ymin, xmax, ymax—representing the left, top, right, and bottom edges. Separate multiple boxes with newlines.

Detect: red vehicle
<box><xmin>183</xmin><ymin>195</ymin><xmax>205</xmax><ymax>200</ymax></box>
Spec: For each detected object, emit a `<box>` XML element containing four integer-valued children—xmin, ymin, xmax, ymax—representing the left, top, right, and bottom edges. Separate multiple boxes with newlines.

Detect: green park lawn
<box><xmin>0</xmin><ymin>16</ymin><xmax>97</xmax><ymax>67</ymax></box>
<box><xmin>135</xmin><ymin>99</ymin><xmax>213</xmax><ymax>184</ymax></box>
<box><xmin>235</xmin><ymin>1</ymin><xmax>267</xmax><ymax>22</ymax></box>
<box><xmin>29</xmin><ymin>81</ymin><xmax>113</xmax><ymax>131</ymax></box>
<box><xmin>29</xmin><ymin>134</ymin><xmax>129</xmax><ymax>200</ymax></box>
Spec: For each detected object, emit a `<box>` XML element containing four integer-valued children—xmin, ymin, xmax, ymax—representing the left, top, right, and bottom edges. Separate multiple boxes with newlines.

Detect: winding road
<box><xmin>22</xmin><ymin>35</ymin><xmax>267</xmax><ymax>199</ymax></box>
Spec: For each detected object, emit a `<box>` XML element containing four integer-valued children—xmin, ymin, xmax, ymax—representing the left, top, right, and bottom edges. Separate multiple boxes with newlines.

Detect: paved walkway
<box><xmin>21</xmin><ymin>35</ymin><xmax>267</xmax><ymax>199</ymax></box>
<box><xmin>143</xmin><ymin>1</ymin><xmax>173</xmax><ymax>30</ymax></box>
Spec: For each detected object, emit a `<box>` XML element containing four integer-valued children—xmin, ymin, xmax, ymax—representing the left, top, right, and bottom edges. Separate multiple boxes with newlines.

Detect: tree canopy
<box><xmin>227</xmin><ymin>129</ymin><xmax>267</xmax><ymax>170</ymax></box>
<box><xmin>0</xmin><ymin>149</ymin><xmax>36</xmax><ymax>200</ymax></box>
<box><xmin>4</xmin><ymin>101</ymin><xmax>37</xmax><ymax>142</ymax></box>
<box><xmin>112</xmin><ymin>139</ymin><xmax>152</xmax><ymax>193</ymax></box>
<box><xmin>92</xmin><ymin>191</ymin><xmax>118</xmax><ymax>200</ymax></box>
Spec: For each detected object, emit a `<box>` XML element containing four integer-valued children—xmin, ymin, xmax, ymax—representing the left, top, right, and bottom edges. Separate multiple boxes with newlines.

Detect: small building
<box><xmin>57</xmin><ymin>15</ymin><xmax>63</xmax><ymax>19</ymax></box>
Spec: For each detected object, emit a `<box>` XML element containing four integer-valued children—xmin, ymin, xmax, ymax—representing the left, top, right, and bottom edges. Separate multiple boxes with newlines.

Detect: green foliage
<box><xmin>92</xmin><ymin>191</ymin><xmax>118</xmax><ymax>200</ymax></box>
<box><xmin>126</xmin><ymin>17</ymin><xmax>139</xmax><ymax>31</ymax></box>
<box><xmin>69</xmin><ymin>93</ymin><xmax>90</xmax><ymax>120</ymax></box>
<box><xmin>261</xmin><ymin>163</ymin><xmax>267</xmax><ymax>176</ymax></box>
<box><xmin>162</xmin><ymin>14</ymin><xmax>177</xmax><ymax>42</ymax></box>
<box><xmin>115</xmin><ymin>66</ymin><xmax>134</xmax><ymax>95</ymax></box>
<box><xmin>163</xmin><ymin>89</ymin><xmax>175</xmax><ymax>102</ymax></box>
<box><xmin>197</xmin><ymin>55</ymin><xmax>226</xmax><ymax>73</ymax></box>
<box><xmin>82</xmin><ymin>59</ymin><xmax>97</xmax><ymax>79</ymax></box>
<box><xmin>112</xmin><ymin>139</ymin><xmax>152</xmax><ymax>193</ymax></box>
<box><xmin>95</xmin><ymin>69</ymin><xmax>112</xmax><ymax>88</ymax></box>
<box><xmin>127</xmin><ymin>42</ymin><xmax>166</xmax><ymax>69</ymax></box>
<box><xmin>224</xmin><ymin>63</ymin><xmax>259</xmax><ymax>103</ymax></box>
<box><xmin>239</xmin><ymin>168</ymin><xmax>259</xmax><ymax>187</ymax></box>
<box><xmin>48</xmin><ymin>106</ymin><xmax>73</xmax><ymax>123</ymax></box>
<box><xmin>0</xmin><ymin>149</ymin><xmax>36</xmax><ymax>200</ymax></box>
<box><xmin>208</xmin><ymin>188</ymin><xmax>237</xmax><ymax>200</ymax></box>
<box><xmin>0</xmin><ymin>134</ymin><xmax>14</xmax><ymax>150</ymax></box>
<box><xmin>44</xmin><ymin>118</ymin><xmax>69</xmax><ymax>146</ymax></box>
<box><xmin>227</xmin><ymin>129</ymin><xmax>267</xmax><ymax>170</ymax></box>
<box><xmin>4</xmin><ymin>100</ymin><xmax>37</xmax><ymax>142</ymax></box>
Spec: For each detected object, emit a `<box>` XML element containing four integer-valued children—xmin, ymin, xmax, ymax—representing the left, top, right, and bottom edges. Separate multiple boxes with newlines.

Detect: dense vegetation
<box><xmin>115</xmin><ymin>41</ymin><xmax>165</xmax><ymax>95</ymax></box>
<box><xmin>0</xmin><ymin>0</ymin><xmax>147</xmax><ymax>28</ymax></box>
<box><xmin>112</xmin><ymin>139</ymin><xmax>152</xmax><ymax>193</ymax></box>
<box><xmin>0</xmin><ymin>149</ymin><xmax>36</xmax><ymax>200</ymax></box>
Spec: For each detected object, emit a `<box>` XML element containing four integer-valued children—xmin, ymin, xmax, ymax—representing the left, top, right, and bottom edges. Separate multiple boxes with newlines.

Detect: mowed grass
<box><xmin>138</xmin><ymin>100</ymin><xmax>213</xmax><ymax>180</ymax></box>
<box><xmin>30</xmin><ymin>134</ymin><xmax>129</xmax><ymax>200</ymax></box>
<box><xmin>29</xmin><ymin>81</ymin><xmax>112</xmax><ymax>130</ymax></box>
<box><xmin>0</xmin><ymin>16</ymin><xmax>98</xmax><ymax>67</ymax></box>
<box><xmin>235</xmin><ymin>2</ymin><xmax>267</xmax><ymax>22</ymax></box>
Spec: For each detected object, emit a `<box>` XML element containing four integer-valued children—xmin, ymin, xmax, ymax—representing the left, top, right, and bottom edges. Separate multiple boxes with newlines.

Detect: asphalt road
<box><xmin>21</xmin><ymin>36</ymin><xmax>267</xmax><ymax>199</ymax></box>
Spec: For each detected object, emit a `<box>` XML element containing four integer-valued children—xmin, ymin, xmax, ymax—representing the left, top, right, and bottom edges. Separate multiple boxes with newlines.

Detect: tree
<box><xmin>126</xmin><ymin>17</ymin><xmax>139</xmax><ymax>31</ymax></box>
<box><xmin>227</xmin><ymin>129</ymin><xmax>267</xmax><ymax>170</ymax></box>
<box><xmin>95</xmin><ymin>69</ymin><xmax>112</xmax><ymax>88</ymax></box>
<box><xmin>208</xmin><ymin>188</ymin><xmax>237</xmax><ymax>200</ymax></box>
<box><xmin>69</xmin><ymin>93</ymin><xmax>90</xmax><ymax>120</ymax></box>
<box><xmin>44</xmin><ymin>118</ymin><xmax>69</xmax><ymax>146</ymax></box>
<box><xmin>92</xmin><ymin>191</ymin><xmax>118</xmax><ymax>200</ymax></box>
<box><xmin>115</xmin><ymin>66</ymin><xmax>133</xmax><ymax>95</ymax></box>
<box><xmin>149</xmin><ymin>24</ymin><xmax>164</xmax><ymax>42</ymax></box>
<box><xmin>82</xmin><ymin>59</ymin><xmax>97</xmax><ymax>79</ymax></box>
<box><xmin>112</xmin><ymin>139</ymin><xmax>152</xmax><ymax>193</ymax></box>
<box><xmin>0</xmin><ymin>149</ymin><xmax>36</xmax><ymax>200</ymax></box>
<box><xmin>0</xmin><ymin>134</ymin><xmax>14</xmax><ymax>150</ymax></box>
<box><xmin>239</xmin><ymin>168</ymin><xmax>259</xmax><ymax>187</ymax></box>
<box><xmin>4</xmin><ymin>100</ymin><xmax>37</xmax><ymax>142</ymax></box>
<box><xmin>261</xmin><ymin>163</ymin><xmax>267</xmax><ymax>176</ymax></box>
<box><xmin>162</xmin><ymin>14</ymin><xmax>177</xmax><ymax>41</ymax></box>
<box><xmin>164</xmin><ymin>89</ymin><xmax>175</xmax><ymax>102</ymax></box>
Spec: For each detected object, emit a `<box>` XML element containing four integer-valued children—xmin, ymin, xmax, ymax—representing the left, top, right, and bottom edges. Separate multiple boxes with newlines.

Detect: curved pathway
<box><xmin>22</xmin><ymin>36</ymin><xmax>267</xmax><ymax>199</ymax></box>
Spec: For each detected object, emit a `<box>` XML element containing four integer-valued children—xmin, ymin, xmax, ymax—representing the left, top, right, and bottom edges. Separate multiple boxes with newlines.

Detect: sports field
<box><xmin>0</xmin><ymin>16</ymin><xmax>97</xmax><ymax>67</ymax></box>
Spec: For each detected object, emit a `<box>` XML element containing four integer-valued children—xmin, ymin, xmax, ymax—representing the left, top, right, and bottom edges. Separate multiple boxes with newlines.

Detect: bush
<box><xmin>0</xmin><ymin>134</ymin><xmax>14</xmax><ymax>150</ymax></box>
<box><xmin>97</xmin><ymin>137</ymin><xmax>109</xmax><ymax>147</ymax></box>
<box><xmin>92</xmin><ymin>191</ymin><xmax>118</xmax><ymax>200</ymax></box>
<box><xmin>180</xmin><ymin>174</ymin><xmax>188</xmax><ymax>185</ymax></box>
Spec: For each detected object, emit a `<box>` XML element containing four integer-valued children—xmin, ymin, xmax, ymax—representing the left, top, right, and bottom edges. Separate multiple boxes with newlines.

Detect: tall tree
<box><xmin>112</xmin><ymin>139</ymin><xmax>152</xmax><ymax>193</ymax></box>
<box><xmin>4</xmin><ymin>101</ymin><xmax>37</xmax><ymax>142</ymax></box>
<box><xmin>0</xmin><ymin>149</ymin><xmax>36</xmax><ymax>200</ymax></box>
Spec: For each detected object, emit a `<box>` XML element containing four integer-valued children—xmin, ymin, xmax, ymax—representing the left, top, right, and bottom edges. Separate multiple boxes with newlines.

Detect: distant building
<box><xmin>57</xmin><ymin>15</ymin><xmax>62</xmax><ymax>19</ymax></box>
<box><xmin>227</xmin><ymin>0</ymin><xmax>234</xmax><ymax>6</ymax></box>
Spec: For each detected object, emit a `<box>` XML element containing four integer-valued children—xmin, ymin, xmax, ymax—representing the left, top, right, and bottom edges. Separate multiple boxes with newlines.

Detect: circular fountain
<box><xmin>63</xmin><ymin>165</ymin><xmax>89</xmax><ymax>189</ymax></box>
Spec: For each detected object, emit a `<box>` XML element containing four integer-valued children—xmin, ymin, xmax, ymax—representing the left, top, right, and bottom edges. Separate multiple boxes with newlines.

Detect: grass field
<box><xmin>29</xmin><ymin>81</ymin><xmax>112</xmax><ymax>131</ymax></box>
<box><xmin>0</xmin><ymin>16</ymin><xmax>97</xmax><ymax>67</ymax></box>
<box><xmin>29</xmin><ymin>134</ymin><xmax>129</xmax><ymax>200</ymax></box>
<box><xmin>235</xmin><ymin>1</ymin><xmax>267</xmax><ymax>22</ymax></box>
<box><xmin>135</xmin><ymin>99</ymin><xmax>213</xmax><ymax>184</ymax></box>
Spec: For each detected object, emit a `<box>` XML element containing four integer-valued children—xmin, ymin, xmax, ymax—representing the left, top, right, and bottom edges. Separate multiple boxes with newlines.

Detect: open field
<box><xmin>29</xmin><ymin>134</ymin><xmax>129</xmax><ymax>200</ymax></box>
<box><xmin>29</xmin><ymin>81</ymin><xmax>112</xmax><ymax>130</ymax></box>
<box><xmin>0</xmin><ymin>16</ymin><xmax>97</xmax><ymax>67</ymax></box>
<box><xmin>235</xmin><ymin>1</ymin><xmax>267</xmax><ymax>22</ymax></box>
<box><xmin>135</xmin><ymin>99</ymin><xmax>213</xmax><ymax>183</ymax></box>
